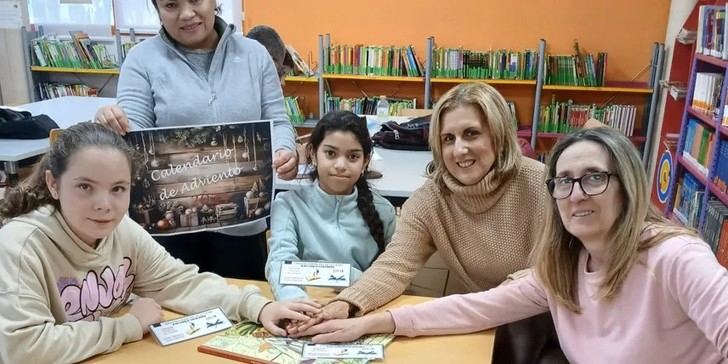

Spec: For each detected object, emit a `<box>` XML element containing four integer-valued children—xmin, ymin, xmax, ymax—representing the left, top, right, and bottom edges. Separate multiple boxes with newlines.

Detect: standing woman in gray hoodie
<box><xmin>94</xmin><ymin>0</ymin><xmax>298</xmax><ymax>279</ymax></box>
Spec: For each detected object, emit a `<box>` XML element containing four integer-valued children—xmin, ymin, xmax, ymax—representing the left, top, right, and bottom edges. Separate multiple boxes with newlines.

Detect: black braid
<box><xmin>308</xmin><ymin>111</ymin><xmax>387</xmax><ymax>259</ymax></box>
<box><xmin>355</xmin><ymin>176</ymin><xmax>386</xmax><ymax>258</ymax></box>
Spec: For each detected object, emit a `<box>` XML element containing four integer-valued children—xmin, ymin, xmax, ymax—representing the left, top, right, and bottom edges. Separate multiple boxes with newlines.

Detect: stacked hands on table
<box><xmin>130</xmin><ymin>298</ymin><xmax>367</xmax><ymax>343</ymax></box>
<box><xmin>283</xmin><ymin>300</ymin><xmax>376</xmax><ymax>344</ymax></box>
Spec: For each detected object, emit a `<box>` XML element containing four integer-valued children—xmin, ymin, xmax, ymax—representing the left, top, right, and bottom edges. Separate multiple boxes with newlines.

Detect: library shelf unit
<box><xmin>21</xmin><ymin>25</ymin><xmax>144</xmax><ymax>101</ymax></box>
<box><xmin>430</xmin><ymin>78</ymin><xmax>536</xmax><ymax>85</ymax></box>
<box><xmin>310</xmin><ymin>35</ymin><xmax>664</xmax><ymax>162</ymax></box>
<box><xmin>284</xmin><ymin>75</ymin><xmax>318</xmax><ymax>83</ymax></box>
<box><xmin>30</xmin><ymin>66</ymin><xmax>120</xmax><ymax>75</ymax></box>
<box><xmin>22</xmin><ymin>26</ymin><xmax>665</xmax><ymax>163</ymax></box>
<box><xmin>664</xmin><ymin>51</ymin><xmax>728</xmax><ymax>232</ymax></box>
<box><xmin>311</xmin><ymin>34</ymin><xmax>664</xmax><ymax>162</ymax></box>
<box><xmin>541</xmin><ymin>84</ymin><xmax>653</xmax><ymax>93</ymax></box>
<box><xmin>531</xmin><ymin>39</ymin><xmax>665</xmax><ymax>164</ymax></box>
<box><xmin>322</xmin><ymin>74</ymin><xmax>424</xmax><ymax>82</ymax></box>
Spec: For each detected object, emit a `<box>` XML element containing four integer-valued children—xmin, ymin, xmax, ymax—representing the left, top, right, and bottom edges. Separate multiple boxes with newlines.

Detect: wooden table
<box><xmin>85</xmin><ymin>280</ymin><xmax>494</xmax><ymax>363</ymax></box>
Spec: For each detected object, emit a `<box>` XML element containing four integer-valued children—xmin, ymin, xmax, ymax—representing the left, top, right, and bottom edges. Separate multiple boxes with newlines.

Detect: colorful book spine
<box><xmin>324</xmin><ymin>94</ymin><xmax>415</xmax><ymax>115</ymax></box>
<box><xmin>431</xmin><ymin>47</ymin><xmax>537</xmax><ymax>80</ymax></box>
<box><xmin>538</xmin><ymin>95</ymin><xmax>638</xmax><ymax>136</ymax></box>
<box><xmin>37</xmin><ymin>82</ymin><xmax>98</xmax><ymax>100</ymax></box>
<box><xmin>326</xmin><ymin>44</ymin><xmax>422</xmax><ymax>77</ymax></box>
<box><xmin>30</xmin><ymin>34</ymin><xmax>117</xmax><ymax>69</ymax></box>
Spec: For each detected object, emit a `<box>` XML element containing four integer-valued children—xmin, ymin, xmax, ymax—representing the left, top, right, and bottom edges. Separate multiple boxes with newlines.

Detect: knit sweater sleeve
<box><xmin>663</xmin><ymin>236</ymin><xmax>728</xmax><ymax>358</ymax></box>
<box><xmin>117</xmin><ymin>44</ymin><xmax>156</xmax><ymax>129</ymax></box>
<box><xmin>126</xmin><ymin>218</ymin><xmax>270</xmax><ymax>323</ymax></box>
<box><xmin>0</xmin><ymin>229</ymin><xmax>143</xmax><ymax>364</ymax></box>
<box><xmin>390</xmin><ymin>270</ymin><xmax>550</xmax><ymax>337</ymax></box>
<box><xmin>334</xmin><ymin>188</ymin><xmax>437</xmax><ymax>315</ymax></box>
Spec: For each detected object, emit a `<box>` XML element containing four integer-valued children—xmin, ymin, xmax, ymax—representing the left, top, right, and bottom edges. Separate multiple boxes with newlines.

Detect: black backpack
<box><xmin>0</xmin><ymin>107</ymin><xmax>59</xmax><ymax>139</ymax></box>
<box><xmin>372</xmin><ymin>115</ymin><xmax>430</xmax><ymax>151</ymax></box>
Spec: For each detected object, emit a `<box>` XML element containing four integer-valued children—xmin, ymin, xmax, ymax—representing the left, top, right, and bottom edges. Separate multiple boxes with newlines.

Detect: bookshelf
<box><xmin>21</xmin><ymin>25</ymin><xmax>144</xmax><ymax>102</ymax></box>
<box><xmin>20</xmin><ymin>25</ymin><xmax>665</xmax><ymax>159</ymax></box>
<box><xmin>664</xmin><ymin>22</ymin><xmax>728</xmax><ymax>264</ymax></box>
<box><xmin>323</xmin><ymin>74</ymin><xmax>424</xmax><ymax>82</ymax></box>
<box><xmin>308</xmin><ymin>35</ymin><xmax>663</xmax><ymax>162</ymax></box>
<box><xmin>284</xmin><ymin>75</ymin><xmax>318</xmax><ymax>83</ymax></box>
<box><xmin>541</xmin><ymin>85</ymin><xmax>653</xmax><ymax>93</ymax></box>
<box><xmin>530</xmin><ymin>41</ymin><xmax>664</xmax><ymax>164</ymax></box>
<box><xmin>30</xmin><ymin>66</ymin><xmax>120</xmax><ymax>75</ymax></box>
<box><xmin>430</xmin><ymin>78</ymin><xmax>536</xmax><ymax>85</ymax></box>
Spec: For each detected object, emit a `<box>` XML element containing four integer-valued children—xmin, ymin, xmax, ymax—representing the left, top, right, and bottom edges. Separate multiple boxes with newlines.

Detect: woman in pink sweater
<box><xmin>294</xmin><ymin>127</ymin><xmax>728</xmax><ymax>363</ymax></box>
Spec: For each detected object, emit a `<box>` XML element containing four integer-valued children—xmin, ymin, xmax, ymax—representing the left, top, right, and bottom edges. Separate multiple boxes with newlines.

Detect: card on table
<box><xmin>279</xmin><ymin>261</ymin><xmax>351</xmax><ymax>287</ymax></box>
<box><xmin>302</xmin><ymin>344</ymin><xmax>384</xmax><ymax>360</ymax></box>
<box><xmin>149</xmin><ymin>307</ymin><xmax>232</xmax><ymax>346</ymax></box>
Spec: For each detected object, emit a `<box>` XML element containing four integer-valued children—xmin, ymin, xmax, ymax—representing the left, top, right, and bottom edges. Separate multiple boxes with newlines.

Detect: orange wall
<box><xmin>245</xmin><ymin>0</ymin><xmax>670</xmax><ymax>82</ymax></box>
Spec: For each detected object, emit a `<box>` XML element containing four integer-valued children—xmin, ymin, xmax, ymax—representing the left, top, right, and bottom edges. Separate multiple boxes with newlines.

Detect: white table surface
<box><xmin>0</xmin><ymin>96</ymin><xmax>116</xmax><ymax>161</ymax></box>
<box><xmin>276</xmin><ymin>147</ymin><xmax>431</xmax><ymax>198</ymax></box>
<box><xmin>276</xmin><ymin>115</ymin><xmax>432</xmax><ymax>198</ymax></box>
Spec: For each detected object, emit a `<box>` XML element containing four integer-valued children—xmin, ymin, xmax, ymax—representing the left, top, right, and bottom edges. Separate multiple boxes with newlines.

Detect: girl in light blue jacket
<box><xmin>266</xmin><ymin>111</ymin><xmax>396</xmax><ymax>301</ymax></box>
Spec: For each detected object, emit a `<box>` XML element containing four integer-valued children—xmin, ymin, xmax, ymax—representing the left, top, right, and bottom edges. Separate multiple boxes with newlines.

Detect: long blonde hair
<box><xmin>427</xmin><ymin>82</ymin><xmax>522</xmax><ymax>190</ymax></box>
<box><xmin>532</xmin><ymin>127</ymin><xmax>695</xmax><ymax>313</ymax></box>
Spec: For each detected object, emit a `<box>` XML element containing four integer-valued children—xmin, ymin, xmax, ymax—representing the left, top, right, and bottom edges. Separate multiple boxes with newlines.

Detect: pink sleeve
<box><xmin>664</xmin><ymin>237</ymin><xmax>728</xmax><ymax>358</ymax></box>
<box><xmin>389</xmin><ymin>270</ymin><xmax>550</xmax><ymax>337</ymax></box>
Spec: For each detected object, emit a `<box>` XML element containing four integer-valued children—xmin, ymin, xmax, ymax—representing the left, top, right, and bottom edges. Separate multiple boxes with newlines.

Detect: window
<box><xmin>28</xmin><ymin>0</ymin><xmax>112</xmax><ymax>25</ymax></box>
<box><xmin>29</xmin><ymin>0</ymin><xmax>241</xmax><ymax>32</ymax></box>
<box><xmin>112</xmin><ymin>0</ymin><xmax>159</xmax><ymax>32</ymax></box>
<box><xmin>114</xmin><ymin>0</ymin><xmax>242</xmax><ymax>33</ymax></box>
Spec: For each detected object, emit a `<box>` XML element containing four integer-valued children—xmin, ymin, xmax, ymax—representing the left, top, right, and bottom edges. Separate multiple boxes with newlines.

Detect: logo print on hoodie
<box><xmin>58</xmin><ymin>257</ymin><xmax>136</xmax><ymax>322</ymax></box>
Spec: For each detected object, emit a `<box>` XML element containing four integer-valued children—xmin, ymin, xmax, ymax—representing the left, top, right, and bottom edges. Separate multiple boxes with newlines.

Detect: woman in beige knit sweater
<box><xmin>290</xmin><ymin>82</ymin><xmax>564</xmax><ymax>363</ymax></box>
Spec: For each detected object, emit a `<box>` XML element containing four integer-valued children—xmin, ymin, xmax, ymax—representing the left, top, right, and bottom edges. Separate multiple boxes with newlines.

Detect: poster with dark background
<box><xmin>126</xmin><ymin>121</ymin><xmax>273</xmax><ymax>235</ymax></box>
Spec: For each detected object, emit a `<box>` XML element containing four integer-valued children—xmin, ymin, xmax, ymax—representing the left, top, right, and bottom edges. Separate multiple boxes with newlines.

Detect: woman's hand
<box><xmin>322</xmin><ymin>300</ymin><xmax>353</xmax><ymax>320</ymax></box>
<box><xmin>290</xmin><ymin>312</ymin><xmax>395</xmax><ymax>343</ymax></box>
<box><xmin>94</xmin><ymin>105</ymin><xmax>130</xmax><ymax>135</ymax></box>
<box><xmin>285</xmin><ymin>313</ymin><xmax>323</xmax><ymax>336</ymax></box>
<box><xmin>258</xmin><ymin>299</ymin><xmax>321</xmax><ymax>336</ymax></box>
<box><xmin>273</xmin><ymin>149</ymin><xmax>299</xmax><ymax>180</ymax></box>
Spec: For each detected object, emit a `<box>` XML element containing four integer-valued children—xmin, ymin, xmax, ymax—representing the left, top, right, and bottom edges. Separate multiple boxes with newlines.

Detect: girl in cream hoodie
<box><xmin>0</xmin><ymin>123</ymin><xmax>319</xmax><ymax>364</ymax></box>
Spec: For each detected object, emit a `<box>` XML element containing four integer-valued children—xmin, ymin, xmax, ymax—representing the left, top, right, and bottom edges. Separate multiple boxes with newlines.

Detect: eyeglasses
<box><xmin>546</xmin><ymin>171</ymin><xmax>616</xmax><ymax>200</ymax></box>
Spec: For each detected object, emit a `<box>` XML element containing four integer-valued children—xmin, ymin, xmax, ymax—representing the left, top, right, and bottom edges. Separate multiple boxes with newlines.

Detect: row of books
<box><xmin>120</xmin><ymin>41</ymin><xmax>138</xmax><ymax>62</ymax></box>
<box><xmin>544</xmin><ymin>51</ymin><xmax>607</xmax><ymax>87</ymax></box>
<box><xmin>713</xmin><ymin>141</ymin><xmax>728</xmax><ymax>194</ymax></box>
<box><xmin>31</xmin><ymin>31</ymin><xmax>117</xmax><ymax>69</ymax></box>
<box><xmin>538</xmin><ymin>96</ymin><xmax>637</xmax><ymax>136</ymax></box>
<box><xmin>324</xmin><ymin>95</ymin><xmax>415</xmax><ymax>115</ymax></box>
<box><xmin>692</xmin><ymin>72</ymin><xmax>723</xmax><ymax>115</ymax></box>
<box><xmin>696</xmin><ymin>4</ymin><xmax>728</xmax><ymax>60</ymax></box>
<box><xmin>324</xmin><ymin>45</ymin><xmax>423</xmax><ymax>77</ymax></box>
<box><xmin>37</xmin><ymin>82</ymin><xmax>98</xmax><ymax>100</ymax></box>
<box><xmin>284</xmin><ymin>96</ymin><xmax>305</xmax><ymax>125</ymax></box>
<box><xmin>431</xmin><ymin>48</ymin><xmax>538</xmax><ymax>80</ymax></box>
<box><xmin>702</xmin><ymin>199</ymin><xmax>728</xmax><ymax>267</ymax></box>
<box><xmin>673</xmin><ymin>172</ymin><xmax>704</xmax><ymax>229</ymax></box>
<box><xmin>682</xmin><ymin>118</ymin><xmax>715</xmax><ymax>173</ymax></box>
